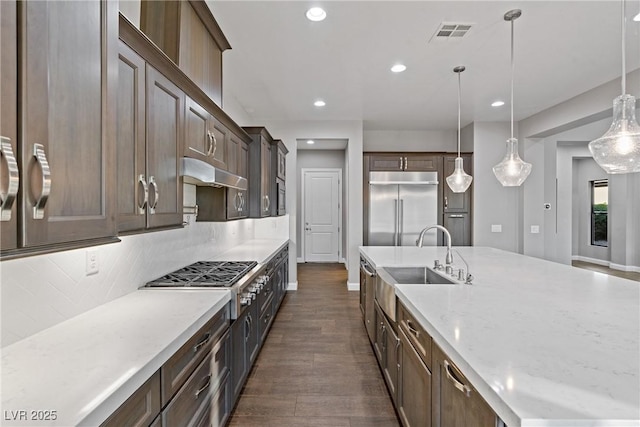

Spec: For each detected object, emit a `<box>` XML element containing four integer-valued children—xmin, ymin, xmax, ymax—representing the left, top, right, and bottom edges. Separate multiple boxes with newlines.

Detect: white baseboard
<box><xmin>571</xmin><ymin>255</ymin><xmax>609</xmax><ymax>267</ymax></box>
<box><xmin>286</xmin><ymin>281</ymin><xmax>298</xmax><ymax>291</ymax></box>
<box><xmin>573</xmin><ymin>255</ymin><xmax>640</xmax><ymax>272</ymax></box>
<box><xmin>297</xmin><ymin>257</ymin><xmax>304</xmax><ymax>263</ymax></box>
<box><xmin>609</xmin><ymin>263</ymin><xmax>640</xmax><ymax>273</ymax></box>
<box><xmin>347</xmin><ymin>281</ymin><xmax>360</xmax><ymax>291</ymax></box>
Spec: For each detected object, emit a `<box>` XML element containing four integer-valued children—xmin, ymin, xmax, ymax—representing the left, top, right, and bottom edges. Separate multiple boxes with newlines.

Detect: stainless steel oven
<box><xmin>145</xmin><ymin>260</ymin><xmax>268</xmax><ymax>319</ymax></box>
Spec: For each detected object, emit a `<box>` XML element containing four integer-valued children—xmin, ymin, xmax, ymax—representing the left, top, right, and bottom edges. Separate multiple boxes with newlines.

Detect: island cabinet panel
<box><xmin>1</xmin><ymin>0</ymin><xmax>18</xmax><ymax>251</ymax></box>
<box><xmin>373</xmin><ymin>303</ymin><xmax>385</xmax><ymax>363</ymax></box>
<box><xmin>382</xmin><ymin>313</ymin><xmax>400</xmax><ymax>405</ymax></box>
<box><xmin>398</xmin><ymin>301</ymin><xmax>432</xmax><ymax>370</ymax></box>
<box><xmin>432</xmin><ymin>344</ymin><xmax>497</xmax><ymax>427</ymax></box>
<box><xmin>100</xmin><ymin>371</ymin><xmax>161</xmax><ymax>427</ymax></box>
<box><xmin>398</xmin><ymin>328</ymin><xmax>432</xmax><ymax>427</ymax></box>
<box><xmin>11</xmin><ymin>0</ymin><xmax>117</xmax><ymax>250</ymax></box>
<box><xmin>145</xmin><ymin>66</ymin><xmax>184</xmax><ymax>229</ymax></box>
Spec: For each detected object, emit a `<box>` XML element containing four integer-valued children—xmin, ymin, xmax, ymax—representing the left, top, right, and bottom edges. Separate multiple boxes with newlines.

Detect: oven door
<box><xmin>277</xmin><ymin>180</ymin><xmax>286</xmax><ymax>215</ymax></box>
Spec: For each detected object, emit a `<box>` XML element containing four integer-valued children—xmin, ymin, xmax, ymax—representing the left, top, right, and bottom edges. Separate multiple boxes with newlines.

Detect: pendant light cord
<box><xmin>621</xmin><ymin>0</ymin><xmax>626</xmax><ymax>95</ymax></box>
<box><xmin>457</xmin><ymin>71</ymin><xmax>461</xmax><ymax>157</ymax></box>
<box><xmin>510</xmin><ymin>17</ymin><xmax>515</xmax><ymax>140</ymax></box>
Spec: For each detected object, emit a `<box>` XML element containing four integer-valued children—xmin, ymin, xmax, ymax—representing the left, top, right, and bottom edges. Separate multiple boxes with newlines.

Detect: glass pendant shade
<box><xmin>588</xmin><ymin>94</ymin><xmax>640</xmax><ymax>174</ymax></box>
<box><xmin>446</xmin><ymin>157</ymin><xmax>473</xmax><ymax>193</ymax></box>
<box><xmin>492</xmin><ymin>138</ymin><xmax>532</xmax><ymax>186</ymax></box>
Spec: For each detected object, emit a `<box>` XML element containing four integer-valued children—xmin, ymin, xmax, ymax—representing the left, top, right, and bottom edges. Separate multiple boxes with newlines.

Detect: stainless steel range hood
<box><xmin>180</xmin><ymin>157</ymin><xmax>248</xmax><ymax>190</ymax></box>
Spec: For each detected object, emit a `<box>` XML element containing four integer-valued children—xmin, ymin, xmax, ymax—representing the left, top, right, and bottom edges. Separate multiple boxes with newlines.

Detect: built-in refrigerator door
<box><xmin>369</xmin><ymin>184</ymin><xmax>399</xmax><ymax>246</ymax></box>
<box><xmin>399</xmin><ymin>183</ymin><xmax>438</xmax><ymax>246</ymax></box>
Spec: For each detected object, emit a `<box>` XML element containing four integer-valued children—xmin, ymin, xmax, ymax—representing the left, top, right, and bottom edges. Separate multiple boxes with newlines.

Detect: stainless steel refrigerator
<box><xmin>368</xmin><ymin>171</ymin><xmax>439</xmax><ymax>246</ymax></box>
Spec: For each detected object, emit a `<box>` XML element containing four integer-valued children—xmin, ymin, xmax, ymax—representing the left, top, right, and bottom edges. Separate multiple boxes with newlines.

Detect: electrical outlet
<box><xmin>86</xmin><ymin>250</ymin><xmax>99</xmax><ymax>275</ymax></box>
<box><xmin>531</xmin><ymin>225</ymin><xmax>540</xmax><ymax>234</ymax></box>
<box><xmin>491</xmin><ymin>224</ymin><xmax>502</xmax><ymax>233</ymax></box>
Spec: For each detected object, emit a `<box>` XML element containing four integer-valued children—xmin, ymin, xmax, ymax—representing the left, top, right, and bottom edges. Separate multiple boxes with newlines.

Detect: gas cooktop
<box><xmin>146</xmin><ymin>261</ymin><xmax>258</xmax><ymax>287</ymax></box>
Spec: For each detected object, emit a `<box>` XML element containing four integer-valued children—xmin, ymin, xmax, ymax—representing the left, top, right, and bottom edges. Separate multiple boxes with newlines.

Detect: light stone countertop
<box><xmin>0</xmin><ymin>238</ymin><xmax>289</xmax><ymax>427</ymax></box>
<box><xmin>212</xmin><ymin>238</ymin><xmax>289</xmax><ymax>264</ymax></box>
<box><xmin>360</xmin><ymin>246</ymin><xmax>640</xmax><ymax>427</ymax></box>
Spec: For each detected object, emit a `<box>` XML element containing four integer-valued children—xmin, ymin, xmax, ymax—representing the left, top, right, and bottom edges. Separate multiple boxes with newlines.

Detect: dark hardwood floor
<box><xmin>228</xmin><ymin>263</ymin><xmax>400</xmax><ymax>427</ymax></box>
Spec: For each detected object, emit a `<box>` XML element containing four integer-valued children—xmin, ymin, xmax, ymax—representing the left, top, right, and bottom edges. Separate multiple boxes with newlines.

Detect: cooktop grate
<box><xmin>146</xmin><ymin>261</ymin><xmax>258</xmax><ymax>287</ymax></box>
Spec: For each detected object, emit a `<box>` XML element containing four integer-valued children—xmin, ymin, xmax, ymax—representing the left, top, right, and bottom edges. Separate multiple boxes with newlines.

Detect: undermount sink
<box><xmin>382</xmin><ymin>266</ymin><xmax>457</xmax><ymax>285</ymax></box>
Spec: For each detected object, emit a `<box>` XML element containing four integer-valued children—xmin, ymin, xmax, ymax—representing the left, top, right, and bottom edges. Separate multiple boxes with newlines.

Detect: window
<box><xmin>591</xmin><ymin>180</ymin><xmax>608</xmax><ymax>247</ymax></box>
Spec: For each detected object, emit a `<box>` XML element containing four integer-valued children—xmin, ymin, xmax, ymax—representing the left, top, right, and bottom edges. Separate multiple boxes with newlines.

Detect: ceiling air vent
<box><xmin>430</xmin><ymin>22</ymin><xmax>473</xmax><ymax>41</ymax></box>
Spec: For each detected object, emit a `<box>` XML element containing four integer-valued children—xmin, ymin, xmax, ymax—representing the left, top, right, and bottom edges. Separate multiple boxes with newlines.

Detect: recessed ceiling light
<box><xmin>307</xmin><ymin>140</ymin><xmax>315</xmax><ymax>145</ymax></box>
<box><xmin>634</xmin><ymin>12</ymin><xmax>640</xmax><ymax>21</ymax></box>
<box><xmin>306</xmin><ymin>7</ymin><xmax>326</xmax><ymax>22</ymax></box>
<box><xmin>314</xmin><ymin>100</ymin><xmax>326</xmax><ymax>107</ymax></box>
<box><xmin>491</xmin><ymin>100</ymin><xmax>505</xmax><ymax>107</ymax></box>
<box><xmin>391</xmin><ymin>64</ymin><xmax>407</xmax><ymax>73</ymax></box>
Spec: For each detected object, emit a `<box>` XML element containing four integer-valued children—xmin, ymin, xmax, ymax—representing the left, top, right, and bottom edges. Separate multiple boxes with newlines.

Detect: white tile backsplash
<box><xmin>1</xmin><ymin>214</ymin><xmax>289</xmax><ymax>347</ymax></box>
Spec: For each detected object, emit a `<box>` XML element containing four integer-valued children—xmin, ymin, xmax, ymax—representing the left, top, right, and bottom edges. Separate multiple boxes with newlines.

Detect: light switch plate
<box><xmin>86</xmin><ymin>250</ymin><xmax>99</xmax><ymax>275</ymax></box>
<box><xmin>491</xmin><ymin>224</ymin><xmax>502</xmax><ymax>233</ymax></box>
<box><xmin>531</xmin><ymin>225</ymin><xmax>540</xmax><ymax>234</ymax></box>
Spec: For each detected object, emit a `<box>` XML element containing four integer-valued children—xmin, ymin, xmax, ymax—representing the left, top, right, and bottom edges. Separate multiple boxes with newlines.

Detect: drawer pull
<box><xmin>444</xmin><ymin>360</ymin><xmax>471</xmax><ymax>397</ymax></box>
<box><xmin>0</xmin><ymin>137</ymin><xmax>19</xmax><ymax>221</ymax></box>
<box><xmin>193</xmin><ymin>332</ymin><xmax>211</xmax><ymax>354</ymax></box>
<box><xmin>194</xmin><ymin>374</ymin><xmax>212</xmax><ymax>399</ymax></box>
<box><xmin>137</xmin><ymin>174</ymin><xmax>148</xmax><ymax>214</ymax></box>
<box><xmin>449</xmin><ymin>214</ymin><xmax>464</xmax><ymax>218</ymax></box>
<box><xmin>405</xmin><ymin>320</ymin><xmax>420</xmax><ymax>337</ymax></box>
<box><xmin>148</xmin><ymin>176</ymin><xmax>159</xmax><ymax>214</ymax></box>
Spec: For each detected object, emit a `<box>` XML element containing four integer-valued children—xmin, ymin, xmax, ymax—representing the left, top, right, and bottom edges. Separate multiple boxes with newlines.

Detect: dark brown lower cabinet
<box><xmin>100</xmin><ymin>371</ymin><xmax>161</xmax><ymax>427</ymax></box>
<box><xmin>443</xmin><ymin>213</ymin><xmax>471</xmax><ymax>246</ymax></box>
<box><xmin>398</xmin><ymin>328</ymin><xmax>432</xmax><ymax>427</ymax></box>
<box><xmin>432</xmin><ymin>344</ymin><xmax>497</xmax><ymax>427</ymax></box>
<box><xmin>374</xmin><ymin>303</ymin><xmax>385</xmax><ymax>363</ymax></box>
<box><xmin>382</xmin><ymin>313</ymin><xmax>400</xmax><ymax>405</ymax></box>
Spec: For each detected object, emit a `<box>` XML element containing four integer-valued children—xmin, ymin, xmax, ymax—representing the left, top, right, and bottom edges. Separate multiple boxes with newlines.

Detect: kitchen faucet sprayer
<box><xmin>416</xmin><ymin>225</ymin><xmax>453</xmax><ymax>266</ymax></box>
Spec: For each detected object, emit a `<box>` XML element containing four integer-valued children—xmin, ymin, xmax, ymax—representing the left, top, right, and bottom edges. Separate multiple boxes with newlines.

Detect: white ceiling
<box><xmin>208</xmin><ymin>1</ymin><xmax>640</xmax><ymax>132</ymax></box>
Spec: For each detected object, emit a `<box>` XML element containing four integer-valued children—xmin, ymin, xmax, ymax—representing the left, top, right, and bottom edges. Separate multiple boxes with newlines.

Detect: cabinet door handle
<box><xmin>31</xmin><ymin>143</ymin><xmax>52</xmax><ymax>220</ymax></box>
<box><xmin>194</xmin><ymin>374</ymin><xmax>212</xmax><ymax>399</ymax></box>
<box><xmin>404</xmin><ymin>157</ymin><xmax>408</xmax><ymax>170</ymax></box>
<box><xmin>137</xmin><ymin>174</ymin><xmax>148</xmax><ymax>214</ymax></box>
<box><xmin>0</xmin><ymin>137</ymin><xmax>19</xmax><ymax>221</ymax></box>
<box><xmin>240</xmin><ymin>192</ymin><xmax>245</xmax><ymax>212</ymax></box>
<box><xmin>192</xmin><ymin>332</ymin><xmax>211</xmax><ymax>354</ymax></box>
<box><xmin>395</xmin><ymin>337</ymin><xmax>401</xmax><ymax>371</ymax></box>
<box><xmin>148</xmin><ymin>176</ymin><xmax>159</xmax><ymax>214</ymax></box>
<box><xmin>264</xmin><ymin>195</ymin><xmax>270</xmax><ymax>212</ymax></box>
<box><xmin>405</xmin><ymin>320</ymin><xmax>420</xmax><ymax>338</ymax></box>
<box><xmin>234</xmin><ymin>192</ymin><xmax>241</xmax><ymax>211</ymax></box>
<box><xmin>211</xmin><ymin>132</ymin><xmax>218</xmax><ymax>158</ymax></box>
<box><xmin>205</xmin><ymin>131</ymin><xmax>212</xmax><ymax>156</ymax></box>
<box><xmin>444</xmin><ymin>360</ymin><xmax>472</xmax><ymax>397</ymax></box>
<box><xmin>449</xmin><ymin>214</ymin><xmax>464</xmax><ymax>218</ymax></box>
<box><xmin>399</xmin><ymin>156</ymin><xmax>403</xmax><ymax>170</ymax></box>
<box><xmin>444</xmin><ymin>196</ymin><xmax>448</xmax><ymax>210</ymax></box>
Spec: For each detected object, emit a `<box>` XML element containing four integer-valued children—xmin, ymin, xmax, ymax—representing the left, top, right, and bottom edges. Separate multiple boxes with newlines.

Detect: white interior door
<box><xmin>303</xmin><ymin>170</ymin><xmax>341</xmax><ymax>262</ymax></box>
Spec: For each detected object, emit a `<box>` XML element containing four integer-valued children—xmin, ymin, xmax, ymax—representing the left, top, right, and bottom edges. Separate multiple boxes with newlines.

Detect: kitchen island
<box><xmin>360</xmin><ymin>246</ymin><xmax>640</xmax><ymax>427</ymax></box>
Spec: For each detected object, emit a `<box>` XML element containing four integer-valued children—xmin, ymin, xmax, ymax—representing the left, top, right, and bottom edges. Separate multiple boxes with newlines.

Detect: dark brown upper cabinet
<box><xmin>244</xmin><ymin>127</ymin><xmax>273</xmax><ymax>218</ymax></box>
<box><xmin>370</xmin><ymin>154</ymin><xmax>441</xmax><ymax>172</ymax></box>
<box><xmin>2</xmin><ymin>0</ymin><xmax>119</xmax><ymax>257</ymax></box>
<box><xmin>140</xmin><ymin>0</ymin><xmax>230</xmax><ymax>106</ymax></box>
<box><xmin>116</xmin><ymin>41</ymin><xmax>184</xmax><ymax>233</ymax></box>
<box><xmin>270</xmin><ymin>140</ymin><xmax>288</xmax><ymax>216</ymax></box>
<box><xmin>184</xmin><ymin>97</ymin><xmax>228</xmax><ymax>170</ymax></box>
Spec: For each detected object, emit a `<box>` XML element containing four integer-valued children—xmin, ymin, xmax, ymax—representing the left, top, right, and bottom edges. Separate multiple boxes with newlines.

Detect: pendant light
<box><xmin>588</xmin><ymin>0</ymin><xmax>640</xmax><ymax>174</ymax></box>
<box><xmin>492</xmin><ymin>9</ymin><xmax>532</xmax><ymax>187</ymax></box>
<box><xmin>446</xmin><ymin>66</ymin><xmax>473</xmax><ymax>193</ymax></box>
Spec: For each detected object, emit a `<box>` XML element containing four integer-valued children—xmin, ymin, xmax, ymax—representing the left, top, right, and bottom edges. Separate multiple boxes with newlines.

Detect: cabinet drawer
<box><xmin>210</xmin><ymin>330</ymin><xmax>230</xmax><ymax>391</ymax></box>
<box><xmin>163</xmin><ymin>351</ymin><xmax>214</xmax><ymax>427</ymax></box>
<box><xmin>101</xmin><ymin>371</ymin><xmax>160</xmax><ymax>427</ymax></box>
<box><xmin>258</xmin><ymin>279</ymin><xmax>274</xmax><ymax>315</ymax></box>
<box><xmin>398</xmin><ymin>301</ymin><xmax>432</xmax><ymax>370</ymax></box>
<box><xmin>193</xmin><ymin>375</ymin><xmax>230</xmax><ymax>427</ymax></box>
<box><xmin>259</xmin><ymin>294</ymin><xmax>275</xmax><ymax>342</ymax></box>
<box><xmin>162</xmin><ymin>305</ymin><xmax>229</xmax><ymax>404</ymax></box>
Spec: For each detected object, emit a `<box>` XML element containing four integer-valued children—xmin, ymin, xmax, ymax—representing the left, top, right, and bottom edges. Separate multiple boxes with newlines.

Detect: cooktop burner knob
<box><xmin>249</xmin><ymin>285</ymin><xmax>260</xmax><ymax>294</ymax></box>
<box><xmin>240</xmin><ymin>293</ymin><xmax>252</xmax><ymax>306</ymax></box>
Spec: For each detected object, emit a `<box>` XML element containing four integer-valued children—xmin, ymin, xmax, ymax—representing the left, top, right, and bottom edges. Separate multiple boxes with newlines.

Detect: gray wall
<box><xmin>363</xmin><ymin>130</ymin><xmax>456</xmax><ymax>152</ymax></box>
<box><xmin>296</xmin><ymin>150</ymin><xmax>347</xmax><ymax>260</ymax></box>
<box><xmin>470</xmin><ymin>122</ymin><xmax>520</xmax><ymax>252</ymax></box>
